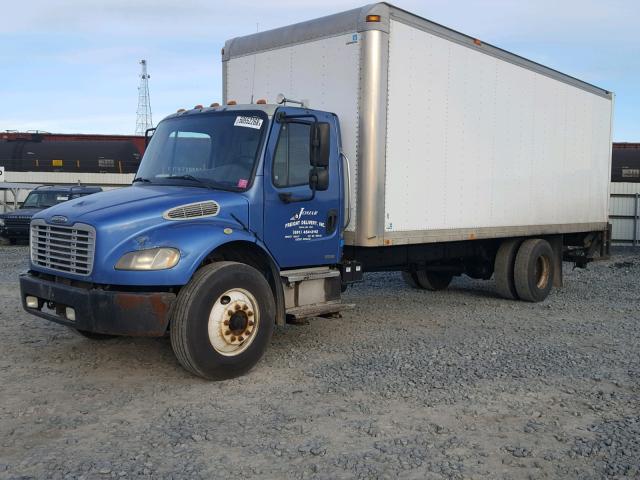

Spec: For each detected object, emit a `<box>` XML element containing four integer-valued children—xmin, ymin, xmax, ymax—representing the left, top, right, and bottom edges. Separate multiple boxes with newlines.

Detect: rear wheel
<box><xmin>401</xmin><ymin>271</ymin><xmax>419</xmax><ymax>288</ymax></box>
<box><xmin>514</xmin><ymin>239</ymin><xmax>555</xmax><ymax>302</ymax></box>
<box><xmin>170</xmin><ymin>261</ymin><xmax>275</xmax><ymax>380</ymax></box>
<box><xmin>494</xmin><ymin>239</ymin><xmax>522</xmax><ymax>300</ymax></box>
<box><xmin>415</xmin><ymin>271</ymin><xmax>453</xmax><ymax>291</ymax></box>
<box><xmin>403</xmin><ymin>270</ymin><xmax>453</xmax><ymax>291</ymax></box>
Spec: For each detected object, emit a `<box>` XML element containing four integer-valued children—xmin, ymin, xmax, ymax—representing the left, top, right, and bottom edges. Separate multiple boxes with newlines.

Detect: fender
<box><xmin>84</xmin><ymin>219</ymin><xmax>260</xmax><ymax>286</ymax></box>
<box><xmin>111</xmin><ymin>218</ymin><xmax>287</xmax><ymax>325</ymax></box>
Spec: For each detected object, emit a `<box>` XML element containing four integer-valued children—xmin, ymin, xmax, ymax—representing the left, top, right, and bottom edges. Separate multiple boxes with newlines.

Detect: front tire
<box><xmin>170</xmin><ymin>261</ymin><xmax>275</xmax><ymax>380</ymax></box>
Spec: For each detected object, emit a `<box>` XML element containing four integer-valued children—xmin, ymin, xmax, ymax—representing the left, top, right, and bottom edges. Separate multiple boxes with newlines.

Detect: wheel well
<box><xmin>198</xmin><ymin>241</ymin><xmax>285</xmax><ymax>325</ymax></box>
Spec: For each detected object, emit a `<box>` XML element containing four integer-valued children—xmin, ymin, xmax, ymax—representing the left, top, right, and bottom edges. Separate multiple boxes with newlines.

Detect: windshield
<box><xmin>22</xmin><ymin>191</ymin><xmax>72</xmax><ymax>209</ymax></box>
<box><xmin>136</xmin><ymin>111</ymin><xmax>269</xmax><ymax>190</ymax></box>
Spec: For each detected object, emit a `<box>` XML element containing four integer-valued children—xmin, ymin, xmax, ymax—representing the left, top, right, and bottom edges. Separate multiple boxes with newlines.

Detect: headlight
<box><xmin>0</xmin><ymin>218</ymin><xmax>5</xmax><ymax>227</ymax></box>
<box><xmin>115</xmin><ymin>247</ymin><xmax>180</xmax><ymax>271</ymax></box>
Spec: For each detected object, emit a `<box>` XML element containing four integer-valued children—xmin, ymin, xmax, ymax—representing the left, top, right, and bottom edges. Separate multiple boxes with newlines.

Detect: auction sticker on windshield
<box><xmin>234</xmin><ymin>116</ymin><xmax>263</xmax><ymax>129</ymax></box>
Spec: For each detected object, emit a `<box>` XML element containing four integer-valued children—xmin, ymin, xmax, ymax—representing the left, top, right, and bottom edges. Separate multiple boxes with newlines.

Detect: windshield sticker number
<box><xmin>234</xmin><ymin>116</ymin><xmax>263</xmax><ymax>129</ymax></box>
<box><xmin>237</xmin><ymin>179</ymin><xmax>248</xmax><ymax>188</ymax></box>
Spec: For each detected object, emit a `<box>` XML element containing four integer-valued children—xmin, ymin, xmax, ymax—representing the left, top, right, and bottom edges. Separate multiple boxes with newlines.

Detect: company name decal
<box><xmin>284</xmin><ymin>207</ymin><xmax>325</xmax><ymax>241</ymax></box>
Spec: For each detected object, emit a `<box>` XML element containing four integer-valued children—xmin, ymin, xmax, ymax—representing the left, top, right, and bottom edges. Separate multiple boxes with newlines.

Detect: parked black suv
<box><xmin>0</xmin><ymin>185</ymin><xmax>102</xmax><ymax>244</ymax></box>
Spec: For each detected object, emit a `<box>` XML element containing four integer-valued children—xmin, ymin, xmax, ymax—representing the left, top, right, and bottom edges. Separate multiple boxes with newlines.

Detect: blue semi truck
<box><xmin>19</xmin><ymin>4</ymin><xmax>613</xmax><ymax>379</ymax></box>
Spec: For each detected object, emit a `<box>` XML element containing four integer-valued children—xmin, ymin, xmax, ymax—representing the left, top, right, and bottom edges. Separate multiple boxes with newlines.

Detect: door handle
<box><xmin>326</xmin><ymin>209</ymin><xmax>338</xmax><ymax>235</ymax></box>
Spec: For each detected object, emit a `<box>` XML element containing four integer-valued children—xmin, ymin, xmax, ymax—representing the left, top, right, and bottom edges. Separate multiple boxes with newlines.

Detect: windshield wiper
<box><xmin>132</xmin><ymin>177</ymin><xmax>152</xmax><ymax>183</ymax></box>
<box><xmin>163</xmin><ymin>175</ymin><xmax>215</xmax><ymax>189</ymax></box>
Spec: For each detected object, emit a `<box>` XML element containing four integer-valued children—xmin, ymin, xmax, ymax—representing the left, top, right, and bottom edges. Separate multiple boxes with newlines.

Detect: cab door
<box><xmin>263</xmin><ymin>108</ymin><xmax>342</xmax><ymax>269</ymax></box>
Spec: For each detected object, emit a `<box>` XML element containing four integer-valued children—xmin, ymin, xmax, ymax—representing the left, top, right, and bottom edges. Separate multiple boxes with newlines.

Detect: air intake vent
<box><xmin>164</xmin><ymin>201</ymin><xmax>220</xmax><ymax>220</ymax></box>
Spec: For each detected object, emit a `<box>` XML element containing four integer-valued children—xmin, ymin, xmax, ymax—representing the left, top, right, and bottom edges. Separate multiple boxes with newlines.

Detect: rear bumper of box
<box><xmin>19</xmin><ymin>272</ymin><xmax>176</xmax><ymax>337</ymax></box>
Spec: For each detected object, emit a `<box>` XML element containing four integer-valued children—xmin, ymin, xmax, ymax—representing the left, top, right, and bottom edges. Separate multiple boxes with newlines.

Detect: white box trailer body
<box><xmin>223</xmin><ymin>3</ymin><xmax>614</xmax><ymax>248</ymax></box>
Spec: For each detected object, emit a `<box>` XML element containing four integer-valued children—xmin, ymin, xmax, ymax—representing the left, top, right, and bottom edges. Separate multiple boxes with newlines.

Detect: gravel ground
<box><xmin>0</xmin><ymin>245</ymin><xmax>639</xmax><ymax>479</ymax></box>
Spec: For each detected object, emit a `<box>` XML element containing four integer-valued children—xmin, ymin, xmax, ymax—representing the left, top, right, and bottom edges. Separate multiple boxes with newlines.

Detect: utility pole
<box><xmin>135</xmin><ymin>59</ymin><xmax>153</xmax><ymax>135</ymax></box>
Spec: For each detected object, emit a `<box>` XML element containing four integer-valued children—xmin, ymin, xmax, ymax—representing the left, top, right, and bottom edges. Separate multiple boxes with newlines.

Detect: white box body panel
<box><xmin>224</xmin><ymin>4</ymin><xmax>613</xmax><ymax>246</ymax></box>
<box><xmin>225</xmin><ymin>33</ymin><xmax>361</xmax><ymax>230</ymax></box>
<box><xmin>385</xmin><ymin>19</ymin><xmax>612</xmax><ymax>234</ymax></box>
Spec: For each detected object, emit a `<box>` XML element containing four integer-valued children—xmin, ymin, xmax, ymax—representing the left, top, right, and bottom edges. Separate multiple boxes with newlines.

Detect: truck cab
<box><xmin>20</xmin><ymin>103</ymin><xmax>353</xmax><ymax>379</ymax></box>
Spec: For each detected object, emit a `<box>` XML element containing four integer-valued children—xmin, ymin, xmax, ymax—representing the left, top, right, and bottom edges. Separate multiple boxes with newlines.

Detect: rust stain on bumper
<box><xmin>113</xmin><ymin>292</ymin><xmax>175</xmax><ymax>335</ymax></box>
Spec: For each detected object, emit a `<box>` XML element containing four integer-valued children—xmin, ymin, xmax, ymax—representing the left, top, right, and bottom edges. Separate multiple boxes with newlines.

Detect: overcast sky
<box><xmin>1</xmin><ymin>0</ymin><xmax>638</xmax><ymax>140</ymax></box>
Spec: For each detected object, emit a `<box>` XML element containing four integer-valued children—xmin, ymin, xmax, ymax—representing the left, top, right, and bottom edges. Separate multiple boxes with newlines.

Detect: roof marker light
<box><xmin>177</xmin><ymin>108</ymin><xmax>186</xmax><ymax>113</ymax></box>
<box><xmin>210</xmin><ymin>102</ymin><xmax>220</xmax><ymax>107</ymax></box>
<box><xmin>194</xmin><ymin>104</ymin><xmax>203</xmax><ymax>109</ymax></box>
<box><xmin>227</xmin><ymin>100</ymin><xmax>237</xmax><ymax>105</ymax></box>
<box><xmin>256</xmin><ymin>99</ymin><xmax>267</xmax><ymax>104</ymax></box>
<box><xmin>473</xmin><ymin>39</ymin><xmax>482</xmax><ymax>46</ymax></box>
<box><xmin>366</xmin><ymin>14</ymin><xmax>381</xmax><ymax>22</ymax></box>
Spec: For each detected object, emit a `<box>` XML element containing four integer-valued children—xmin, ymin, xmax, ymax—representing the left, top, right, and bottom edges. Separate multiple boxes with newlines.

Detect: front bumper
<box><xmin>19</xmin><ymin>272</ymin><xmax>176</xmax><ymax>336</ymax></box>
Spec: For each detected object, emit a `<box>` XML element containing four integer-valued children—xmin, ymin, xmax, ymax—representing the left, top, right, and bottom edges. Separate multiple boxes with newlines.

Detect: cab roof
<box><xmin>165</xmin><ymin>103</ymin><xmax>279</xmax><ymax>122</ymax></box>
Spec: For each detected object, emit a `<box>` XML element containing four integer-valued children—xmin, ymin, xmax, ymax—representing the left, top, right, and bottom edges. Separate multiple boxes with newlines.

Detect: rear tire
<box><xmin>170</xmin><ymin>261</ymin><xmax>275</xmax><ymax>380</ymax></box>
<box><xmin>401</xmin><ymin>271</ymin><xmax>419</xmax><ymax>288</ymax></box>
<box><xmin>514</xmin><ymin>239</ymin><xmax>555</xmax><ymax>302</ymax></box>
<box><xmin>415</xmin><ymin>271</ymin><xmax>453</xmax><ymax>291</ymax></box>
<box><xmin>402</xmin><ymin>271</ymin><xmax>452</xmax><ymax>291</ymax></box>
<box><xmin>494</xmin><ymin>239</ymin><xmax>522</xmax><ymax>300</ymax></box>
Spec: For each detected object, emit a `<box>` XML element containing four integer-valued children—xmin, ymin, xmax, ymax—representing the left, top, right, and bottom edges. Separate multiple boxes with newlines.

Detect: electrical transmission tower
<box><xmin>135</xmin><ymin>59</ymin><xmax>153</xmax><ymax>135</ymax></box>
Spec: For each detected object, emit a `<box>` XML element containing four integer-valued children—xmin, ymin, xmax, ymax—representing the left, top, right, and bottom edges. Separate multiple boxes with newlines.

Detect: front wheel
<box><xmin>170</xmin><ymin>261</ymin><xmax>275</xmax><ymax>380</ymax></box>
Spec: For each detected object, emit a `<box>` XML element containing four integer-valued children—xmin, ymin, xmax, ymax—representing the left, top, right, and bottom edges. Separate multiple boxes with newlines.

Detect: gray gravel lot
<box><xmin>0</xmin><ymin>245</ymin><xmax>639</xmax><ymax>479</ymax></box>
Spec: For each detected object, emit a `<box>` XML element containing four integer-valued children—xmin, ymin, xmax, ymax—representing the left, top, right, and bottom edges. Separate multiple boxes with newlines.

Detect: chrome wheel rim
<box><xmin>208</xmin><ymin>288</ymin><xmax>259</xmax><ymax>356</ymax></box>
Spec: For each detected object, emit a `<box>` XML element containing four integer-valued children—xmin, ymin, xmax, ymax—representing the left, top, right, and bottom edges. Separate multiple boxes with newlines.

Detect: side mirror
<box><xmin>309</xmin><ymin>168</ymin><xmax>329</xmax><ymax>191</ymax></box>
<box><xmin>310</xmin><ymin>122</ymin><xmax>330</xmax><ymax>167</ymax></box>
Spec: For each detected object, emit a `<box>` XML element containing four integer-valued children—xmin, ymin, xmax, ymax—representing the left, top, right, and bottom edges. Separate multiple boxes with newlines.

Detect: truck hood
<box><xmin>35</xmin><ymin>185</ymin><xmax>249</xmax><ymax>228</ymax></box>
<box><xmin>29</xmin><ymin>184</ymin><xmax>253</xmax><ymax>284</ymax></box>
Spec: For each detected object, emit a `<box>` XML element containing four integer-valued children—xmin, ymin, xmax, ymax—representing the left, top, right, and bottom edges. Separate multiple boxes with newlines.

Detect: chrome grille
<box><xmin>164</xmin><ymin>201</ymin><xmax>220</xmax><ymax>220</ymax></box>
<box><xmin>30</xmin><ymin>220</ymin><xmax>95</xmax><ymax>276</ymax></box>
